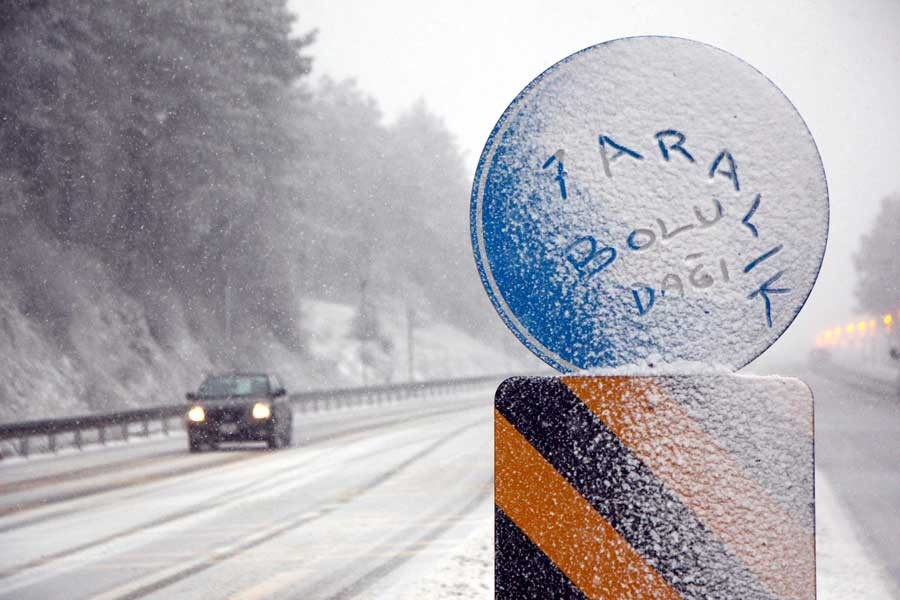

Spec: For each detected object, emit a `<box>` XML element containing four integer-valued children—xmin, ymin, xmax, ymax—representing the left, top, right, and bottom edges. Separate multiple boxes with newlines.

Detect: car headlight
<box><xmin>252</xmin><ymin>402</ymin><xmax>271</xmax><ymax>419</ymax></box>
<box><xmin>188</xmin><ymin>406</ymin><xmax>206</xmax><ymax>422</ymax></box>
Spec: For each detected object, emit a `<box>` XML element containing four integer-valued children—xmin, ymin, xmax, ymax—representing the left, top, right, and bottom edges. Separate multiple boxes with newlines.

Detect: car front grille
<box><xmin>204</xmin><ymin>405</ymin><xmax>248</xmax><ymax>423</ymax></box>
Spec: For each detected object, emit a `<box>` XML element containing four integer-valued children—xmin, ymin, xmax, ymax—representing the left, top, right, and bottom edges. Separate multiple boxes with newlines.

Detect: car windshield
<box><xmin>197</xmin><ymin>375</ymin><xmax>268</xmax><ymax>398</ymax></box>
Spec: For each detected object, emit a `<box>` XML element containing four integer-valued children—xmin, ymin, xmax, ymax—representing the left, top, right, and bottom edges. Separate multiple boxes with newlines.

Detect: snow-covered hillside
<box><xmin>0</xmin><ymin>284</ymin><xmax>523</xmax><ymax>423</ymax></box>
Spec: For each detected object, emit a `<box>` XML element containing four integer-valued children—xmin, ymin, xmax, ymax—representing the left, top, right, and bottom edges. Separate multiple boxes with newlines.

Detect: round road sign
<box><xmin>471</xmin><ymin>36</ymin><xmax>828</xmax><ymax>372</ymax></box>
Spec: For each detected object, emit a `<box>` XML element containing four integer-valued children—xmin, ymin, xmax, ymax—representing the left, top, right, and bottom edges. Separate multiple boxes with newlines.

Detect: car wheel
<box><xmin>267</xmin><ymin>430</ymin><xmax>281</xmax><ymax>450</ymax></box>
<box><xmin>188</xmin><ymin>434</ymin><xmax>203</xmax><ymax>453</ymax></box>
<box><xmin>281</xmin><ymin>424</ymin><xmax>292</xmax><ymax>448</ymax></box>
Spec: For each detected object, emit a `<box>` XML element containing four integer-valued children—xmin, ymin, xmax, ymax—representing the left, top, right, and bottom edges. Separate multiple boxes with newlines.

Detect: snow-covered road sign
<box><xmin>495</xmin><ymin>374</ymin><xmax>815</xmax><ymax>600</ymax></box>
<box><xmin>471</xmin><ymin>37</ymin><xmax>828</xmax><ymax>371</ymax></box>
<box><xmin>475</xmin><ymin>37</ymin><xmax>824</xmax><ymax>598</ymax></box>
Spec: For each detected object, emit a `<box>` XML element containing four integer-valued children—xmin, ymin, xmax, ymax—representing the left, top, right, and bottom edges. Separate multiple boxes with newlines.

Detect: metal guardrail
<box><xmin>0</xmin><ymin>374</ymin><xmax>502</xmax><ymax>458</ymax></box>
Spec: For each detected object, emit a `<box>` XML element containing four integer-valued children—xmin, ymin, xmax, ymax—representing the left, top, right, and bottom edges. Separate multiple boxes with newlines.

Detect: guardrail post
<box><xmin>20</xmin><ymin>436</ymin><xmax>28</xmax><ymax>457</ymax></box>
<box><xmin>142</xmin><ymin>418</ymin><xmax>150</xmax><ymax>437</ymax></box>
<box><xmin>74</xmin><ymin>428</ymin><xmax>82</xmax><ymax>450</ymax></box>
<box><xmin>121</xmin><ymin>423</ymin><xmax>129</xmax><ymax>442</ymax></box>
<box><xmin>48</xmin><ymin>432</ymin><xmax>56</xmax><ymax>453</ymax></box>
<box><xmin>99</xmin><ymin>425</ymin><xmax>106</xmax><ymax>445</ymax></box>
<box><xmin>161</xmin><ymin>417</ymin><xmax>170</xmax><ymax>436</ymax></box>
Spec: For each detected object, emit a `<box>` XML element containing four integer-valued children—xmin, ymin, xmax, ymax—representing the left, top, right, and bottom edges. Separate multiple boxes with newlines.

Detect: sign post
<box><xmin>471</xmin><ymin>37</ymin><xmax>827</xmax><ymax>599</ymax></box>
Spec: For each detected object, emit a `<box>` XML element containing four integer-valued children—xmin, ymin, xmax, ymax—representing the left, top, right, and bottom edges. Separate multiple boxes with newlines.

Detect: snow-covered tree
<box><xmin>854</xmin><ymin>194</ymin><xmax>900</xmax><ymax>315</ymax></box>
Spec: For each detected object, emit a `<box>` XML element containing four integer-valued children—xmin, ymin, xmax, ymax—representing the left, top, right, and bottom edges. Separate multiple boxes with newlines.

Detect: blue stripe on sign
<box><xmin>479</xmin><ymin>122</ymin><xmax>654</xmax><ymax>370</ymax></box>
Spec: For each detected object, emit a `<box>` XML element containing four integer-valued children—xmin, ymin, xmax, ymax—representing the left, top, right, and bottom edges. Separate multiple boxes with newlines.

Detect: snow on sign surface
<box><xmin>471</xmin><ymin>36</ymin><xmax>828</xmax><ymax>372</ymax></box>
<box><xmin>495</xmin><ymin>374</ymin><xmax>816</xmax><ymax>599</ymax></box>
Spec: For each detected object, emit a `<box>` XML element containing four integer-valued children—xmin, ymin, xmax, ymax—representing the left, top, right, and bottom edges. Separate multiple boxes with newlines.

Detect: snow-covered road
<box><xmin>0</xmin><ymin>374</ymin><xmax>896</xmax><ymax>599</ymax></box>
<box><xmin>0</xmin><ymin>389</ymin><xmax>493</xmax><ymax>600</ymax></box>
<box><xmin>806</xmin><ymin>366</ymin><xmax>900</xmax><ymax>597</ymax></box>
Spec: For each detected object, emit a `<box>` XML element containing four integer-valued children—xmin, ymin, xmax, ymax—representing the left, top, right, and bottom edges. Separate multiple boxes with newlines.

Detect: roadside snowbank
<box><xmin>815</xmin><ymin>470</ymin><xmax>899</xmax><ymax>599</ymax></box>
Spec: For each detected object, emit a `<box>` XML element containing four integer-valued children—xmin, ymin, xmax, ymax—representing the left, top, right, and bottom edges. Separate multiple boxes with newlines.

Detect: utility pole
<box><xmin>360</xmin><ymin>278</ymin><xmax>368</xmax><ymax>387</ymax></box>
<box><xmin>406</xmin><ymin>305</ymin><xmax>415</xmax><ymax>382</ymax></box>
<box><xmin>223</xmin><ymin>217</ymin><xmax>233</xmax><ymax>356</ymax></box>
<box><xmin>224</xmin><ymin>274</ymin><xmax>232</xmax><ymax>347</ymax></box>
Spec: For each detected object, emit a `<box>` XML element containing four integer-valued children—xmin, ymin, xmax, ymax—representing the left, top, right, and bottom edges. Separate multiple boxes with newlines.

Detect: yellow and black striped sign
<box><xmin>495</xmin><ymin>375</ymin><xmax>815</xmax><ymax>599</ymax></box>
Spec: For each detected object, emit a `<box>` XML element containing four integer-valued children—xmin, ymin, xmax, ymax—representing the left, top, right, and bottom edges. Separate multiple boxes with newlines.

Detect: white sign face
<box><xmin>471</xmin><ymin>36</ymin><xmax>828</xmax><ymax>372</ymax></box>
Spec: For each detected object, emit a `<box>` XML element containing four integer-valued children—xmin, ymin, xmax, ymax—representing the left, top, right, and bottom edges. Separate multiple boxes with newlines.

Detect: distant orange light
<box><xmin>885</xmin><ymin>314</ymin><xmax>894</xmax><ymax>326</ymax></box>
<box><xmin>824</xmin><ymin>330</ymin><xmax>833</xmax><ymax>340</ymax></box>
<box><xmin>846</xmin><ymin>323</ymin><xmax>855</xmax><ymax>335</ymax></box>
<box><xmin>858</xmin><ymin>321</ymin><xmax>867</xmax><ymax>333</ymax></box>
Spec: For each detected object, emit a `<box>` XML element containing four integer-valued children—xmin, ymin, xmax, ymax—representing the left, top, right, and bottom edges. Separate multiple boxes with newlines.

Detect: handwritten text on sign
<box><xmin>547</xmin><ymin>129</ymin><xmax>787</xmax><ymax>328</ymax></box>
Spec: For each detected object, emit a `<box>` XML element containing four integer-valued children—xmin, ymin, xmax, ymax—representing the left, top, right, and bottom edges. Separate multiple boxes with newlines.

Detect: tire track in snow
<box><xmin>88</xmin><ymin>418</ymin><xmax>483</xmax><ymax>600</ymax></box>
<box><xmin>0</xmin><ymin>397</ymin><xmax>485</xmax><ymax>534</ymax></box>
<box><xmin>324</xmin><ymin>479</ymin><xmax>493</xmax><ymax>600</ymax></box>
<box><xmin>0</xmin><ymin>403</ymin><xmax>482</xmax><ymax>581</ymax></box>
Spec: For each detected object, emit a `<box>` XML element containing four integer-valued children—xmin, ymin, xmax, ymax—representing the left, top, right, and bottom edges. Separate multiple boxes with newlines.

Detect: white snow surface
<box><xmin>394</xmin><ymin>469</ymin><xmax>897</xmax><ymax>599</ymax></box>
<box><xmin>815</xmin><ymin>471</ymin><xmax>899</xmax><ymax>599</ymax></box>
<box><xmin>395</xmin><ymin>509</ymin><xmax>494</xmax><ymax>600</ymax></box>
<box><xmin>301</xmin><ymin>298</ymin><xmax>524</xmax><ymax>384</ymax></box>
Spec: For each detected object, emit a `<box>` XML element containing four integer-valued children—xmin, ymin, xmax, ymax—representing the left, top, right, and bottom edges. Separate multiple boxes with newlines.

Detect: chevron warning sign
<box><xmin>495</xmin><ymin>375</ymin><xmax>815</xmax><ymax>600</ymax></box>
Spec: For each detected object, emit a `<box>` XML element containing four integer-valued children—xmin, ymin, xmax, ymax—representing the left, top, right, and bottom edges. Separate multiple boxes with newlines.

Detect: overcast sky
<box><xmin>288</xmin><ymin>0</ymin><xmax>900</xmax><ymax>367</ymax></box>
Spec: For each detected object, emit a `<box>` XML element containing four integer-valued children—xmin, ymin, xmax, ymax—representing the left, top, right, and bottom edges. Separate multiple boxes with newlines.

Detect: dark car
<box><xmin>185</xmin><ymin>372</ymin><xmax>293</xmax><ymax>452</ymax></box>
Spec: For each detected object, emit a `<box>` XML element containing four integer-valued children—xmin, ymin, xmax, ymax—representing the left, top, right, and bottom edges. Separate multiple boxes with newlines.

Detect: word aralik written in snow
<box><xmin>550</xmin><ymin>129</ymin><xmax>790</xmax><ymax>328</ymax></box>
